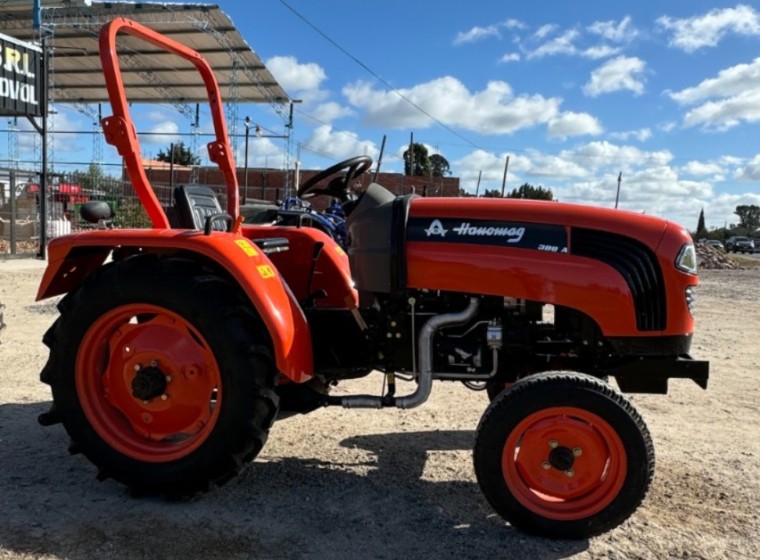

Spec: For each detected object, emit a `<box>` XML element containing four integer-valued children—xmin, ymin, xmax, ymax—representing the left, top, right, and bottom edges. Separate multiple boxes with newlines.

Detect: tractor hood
<box><xmin>346</xmin><ymin>183</ymin><xmax>696</xmax><ymax>338</ymax></box>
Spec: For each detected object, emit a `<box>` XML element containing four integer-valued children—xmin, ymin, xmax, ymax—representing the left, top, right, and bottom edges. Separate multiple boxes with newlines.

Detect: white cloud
<box><xmin>658</xmin><ymin>121</ymin><xmax>677</xmax><ymax>132</ymax></box>
<box><xmin>16</xmin><ymin>107</ymin><xmax>83</xmax><ymax>156</ymax></box>
<box><xmin>566</xmin><ymin>141</ymin><xmax>673</xmax><ymax>171</ymax></box>
<box><xmin>682</xmin><ymin>90</ymin><xmax>760</xmax><ymax>130</ymax></box>
<box><xmin>525</xmin><ymin>22</ymin><xmax>626</xmax><ymax>60</ymax></box>
<box><xmin>681</xmin><ymin>161</ymin><xmax>724</xmax><ymax>176</ymax></box>
<box><xmin>453</xmin><ymin>19</ymin><xmax>526</xmax><ymax>45</ymax></box>
<box><xmin>237</xmin><ymin>136</ymin><xmax>287</xmax><ymax>169</ymax></box>
<box><xmin>534</xmin><ymin>24</ymin><xmax>559</xmax><ymax>40</ymax></box>
<box><xmin>303</xmin><ymin>125</ymin><xmax>378</xmax><ymax>163</ymax></box>
<box><xmin>609</xmin><ymin>128</ymin><xmax>652</xmax><ymax>142</ymax></box>
<box><xmin>343</xmin><ymin>77</ymin><xmax>562</xmax><ymax>135</ymax></box>
<box><xmin>668</xmin><ymin>58</ymin><xmax>760</xmax><ymax>130</ymax></box>
<box><xmin>266</xmin><ymin>56</ymin><xmax>326</xmax><ymax>92</ymax></box>
<box><xmin>503</xmin><ymin>19</ymin><xmax>526</xmax><ymax>30</ymax></box>
<box><xmin>657</xmin><ymin>5</ymin><xmax>760</xmax><ymax>52</ymax></box>
<box><xmin>587</xmin><ymin>16</ymin><xmax>638</xmax><ymax>42</ymax></box>
<box><xmin>454</xmin><ymin>24</ymin><xmax>501</xmax><ymax>45</ymax></box>
<box><xmin>499</xmin><ymin>53</ymin><xmax>521</xmax><ymax>63</ymax></box>
<box><xmin>582</xmin><ymin>45</ymin><xmax>622</xmax><ymax>59</ymax></box>
<box><xmin>736</xmin><ymin>154</ymin><xmax>760</xmax><ymax>181</ymax></box>
<box><xmin>144</xmin><ymin>120</ymin><xmax>180</xmax><ymax>146</ymax></box>
<box><xmin>450</xmin><ymin>140</ymin><xmax>749</xmax><ymax>226</ymax></box>
<box><xmin>547</xmin><ymin>112</ymin><xmax>603</xmax><ymax>140</ymax></box>
<box><xmin>669</xmin><ymin>57</ymin><xmax>760</xmax><ymax>105</ymax></box>
<box><xmin>311</xmin><ymin>102</ymin><xmax>353</xmax><ymax>123</ymax></box>
<box><xmin>720</xmin><ymin>155</ymin><xmax>744</xmax><ymax>166</ymax></box>
<box><xmin>583</xmin><ymin>56</ymin><xmax>646</xmax><ymax>97</ymax></box>
<box><xmin>528</xmin><ymin>29</ymin><xmax>580</xmax><ymax>59</ymax></box>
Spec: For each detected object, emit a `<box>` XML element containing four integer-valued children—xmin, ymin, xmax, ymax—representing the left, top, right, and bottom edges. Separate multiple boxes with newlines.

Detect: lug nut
<box><xmin>573</xmin><ymin>447</ymin><xmax>583</xmax><ymax>457</ymax></box>
<box><xmin>151</xmin><ymin>360</ymin><xmax>158</xmax><ymax>367</ymax></box>
<box><xmin>542</xmin><ymin>461</ymin><xmax>551</xmax><ymax>470</ymax></box>
<box><xmin>134</xmin><ymin>364</ymin><xmax>141</xmax><ymax>371</ymax></box>
<box><xmin>165</xmin><ymin>375</ymin><xmax>172</xmax><ymax>383</ymax></box>
<box><xmin>160</xmin><ymin>394</ymin><xmax>168</xmax><ymax>401</ymax></box>
<box><xmin>565</xmin><ymin>469</ymin><xmax>575</xmax><ymax>477</ymax></box>
<box><xmin>549</xmin><ymin>440</ymin><xmax>558</xmax><ymax>449</ymax></box>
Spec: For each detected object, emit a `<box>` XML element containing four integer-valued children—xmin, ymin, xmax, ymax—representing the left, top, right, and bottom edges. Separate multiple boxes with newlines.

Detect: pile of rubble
<box><xmin>696</xmin><ymin>243</ymin><xmax>740</xmax><ymax>270</ymax></box>
<box><xmin>0</xmin><ymin>239</ymin><xmax>39</xmax><ymax>255</ymax></box>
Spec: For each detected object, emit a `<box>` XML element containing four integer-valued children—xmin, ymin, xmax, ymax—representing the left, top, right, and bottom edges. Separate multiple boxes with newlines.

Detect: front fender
<box><xmin>37</xmin><ymin>229</ymin><xmax>313</xmax><ymax>382</ymax></box>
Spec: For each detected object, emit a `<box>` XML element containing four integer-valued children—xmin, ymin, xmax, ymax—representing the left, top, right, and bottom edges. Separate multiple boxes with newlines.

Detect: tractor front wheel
<box><xmin>474</xmin><ymin>371</ymin><xmax>653</xmax><ymax>538</ymax></box>
<box><xmin>40</xmin><ymin>255</ymin><xmax>279</xmax><ymax>497</ymax></box>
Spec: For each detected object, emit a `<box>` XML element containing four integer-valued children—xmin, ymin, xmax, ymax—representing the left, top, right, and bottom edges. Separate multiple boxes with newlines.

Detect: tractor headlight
<box><xmin>676</xmin><ymin>243</ymin><xmax>697</xmax><ymax>274</ymax></box>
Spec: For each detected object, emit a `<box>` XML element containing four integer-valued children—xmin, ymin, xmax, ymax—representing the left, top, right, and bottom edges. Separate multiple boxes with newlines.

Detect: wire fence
<box><xmin>0</xmin><ymin>165</ymin><xmax>289</xmax><ymax>256</ymax></box>
<box><xmin>0</xmin><ymin>166</ymin><xmax>155</xmax><ymax>256</ymax></box>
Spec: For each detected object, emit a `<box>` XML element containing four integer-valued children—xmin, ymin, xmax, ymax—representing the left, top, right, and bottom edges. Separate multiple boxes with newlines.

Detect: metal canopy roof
<box><xmin>0</xmin><ymin>0</ymin><xmax>291</xmax><ymax>106</ymax></box>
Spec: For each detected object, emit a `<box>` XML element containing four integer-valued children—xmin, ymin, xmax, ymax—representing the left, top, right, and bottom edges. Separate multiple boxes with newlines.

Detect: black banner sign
<box><xmin>407</xmin><ymin>217</ymin><xmax>569</xmax><ymax>253</ymax></box>
<box><xmin>0</xmin><ymin>32</ymin><xmax>43</xmax><ymax>117</ymax></box>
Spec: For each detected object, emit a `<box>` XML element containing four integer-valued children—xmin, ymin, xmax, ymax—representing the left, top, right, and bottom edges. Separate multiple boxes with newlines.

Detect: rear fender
<box><xmin>37</xmin><ymin>230</ymin><xmax>313</xmax><ymax>382</ymax></box>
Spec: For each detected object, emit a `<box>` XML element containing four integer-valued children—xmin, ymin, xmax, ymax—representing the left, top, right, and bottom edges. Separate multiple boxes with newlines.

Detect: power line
<box><xmin>277</xmin><ymin>0</ymin><xmax>485</xmax><ymax>152</ymax></box>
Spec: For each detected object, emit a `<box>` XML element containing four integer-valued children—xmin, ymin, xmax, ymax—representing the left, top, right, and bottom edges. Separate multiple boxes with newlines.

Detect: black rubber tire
<box><xmin>40</xmin><ymin>254</ymin><xmax>279</xmax><ymax>497</ymax></box>
<box><xmin>474</xmin><ymin>371</ymin><xmax>654</xmax><ymax>539</ymax></box>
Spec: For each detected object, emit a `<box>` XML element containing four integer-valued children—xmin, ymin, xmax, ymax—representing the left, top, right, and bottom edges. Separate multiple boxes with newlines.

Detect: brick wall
<box><xmin>135</xmin><ymin>166</ymin><xmax>460</xmax><ymax>205</ymax></box>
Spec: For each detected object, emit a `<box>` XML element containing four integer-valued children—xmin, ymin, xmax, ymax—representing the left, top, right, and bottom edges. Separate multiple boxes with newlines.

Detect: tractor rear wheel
<box><xmin>474</xmin><ymin>371</ymin><xmax>653</xmax><ymax>539</ymax></box>
<box><xmin>40</xmin><ymin>255</ymin><xmax>279</xmax><ymax>497</ymax></box>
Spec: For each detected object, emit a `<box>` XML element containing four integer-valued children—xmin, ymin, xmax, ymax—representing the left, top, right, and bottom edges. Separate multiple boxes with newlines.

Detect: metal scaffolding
<box><xmin>0</xmin><ymin>1</ymin><xmax>292</xmax><ymax>176</ymax></box>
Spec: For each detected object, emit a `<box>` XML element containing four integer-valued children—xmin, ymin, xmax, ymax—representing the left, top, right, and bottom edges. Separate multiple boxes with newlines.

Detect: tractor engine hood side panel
<box><xmin>406</xmin><ymin>198</ymin><xmax>692</xmax><ymax>338</ymax></box>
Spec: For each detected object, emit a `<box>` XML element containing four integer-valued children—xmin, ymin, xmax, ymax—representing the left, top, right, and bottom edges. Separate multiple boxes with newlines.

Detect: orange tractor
<box><xmin>36</xmin><ymin>19</ymin><xmax>708</xmax><ymax>539</ymax></box>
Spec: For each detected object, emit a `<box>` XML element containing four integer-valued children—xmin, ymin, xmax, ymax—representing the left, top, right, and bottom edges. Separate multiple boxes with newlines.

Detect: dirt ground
<box><xmin>0</xmin><ymin>257</ymin><xmax>758</xmax><ymax>560</ymax></box>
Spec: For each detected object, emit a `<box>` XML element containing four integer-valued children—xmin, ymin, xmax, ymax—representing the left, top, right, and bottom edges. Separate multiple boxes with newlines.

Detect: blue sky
<box><xmin>12</xmin><ymin>0</ymin><xmax>760</xmax><ymax>230</ymax></box>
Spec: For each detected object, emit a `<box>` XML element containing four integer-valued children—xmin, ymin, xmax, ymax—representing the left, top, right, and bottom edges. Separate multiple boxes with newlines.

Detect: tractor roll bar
<box><xmin>98</xmin><ymin>18</ymin><xmax>239</xmax><ymax>228</ymax></box>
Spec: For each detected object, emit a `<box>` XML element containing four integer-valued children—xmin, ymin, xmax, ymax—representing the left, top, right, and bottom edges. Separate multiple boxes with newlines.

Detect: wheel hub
<box><xmin>131</xmin><ymin>366</ymin><xmax>167</xmax><ymax>401</ymax></box>
<box><xmin>548</xmin><ymin>446</ymin><xmax>575</xmax><ymax>471</ymax></box>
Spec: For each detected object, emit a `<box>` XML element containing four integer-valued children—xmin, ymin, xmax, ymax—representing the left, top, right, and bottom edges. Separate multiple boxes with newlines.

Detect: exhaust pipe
<box><xmin>340</xmin><ymin>298</ymin><xmax>479</xmax><ymax>409</ymax></box>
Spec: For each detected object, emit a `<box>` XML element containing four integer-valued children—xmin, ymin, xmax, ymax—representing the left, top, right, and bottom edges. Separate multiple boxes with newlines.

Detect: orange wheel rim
<box><xmin>76</xmin><ymin>304</ymin><xmax>222</xmax><ymax>463</ymax></box>
<box><xmin>501</xmin><ymin>406</ymin><xmax>627</xmax><ymax>521</ymax></box>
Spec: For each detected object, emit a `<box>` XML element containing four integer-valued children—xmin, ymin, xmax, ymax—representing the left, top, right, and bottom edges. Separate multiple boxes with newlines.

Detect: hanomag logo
<box><xmin>424</xmin><ymin>219</ymin><xmax>448</xmax><ymax>237</ymax></box>
<box><xmin>452</xmin><ymin>222</ymin><xmax>526</xmax><ymax>243</ymax></box>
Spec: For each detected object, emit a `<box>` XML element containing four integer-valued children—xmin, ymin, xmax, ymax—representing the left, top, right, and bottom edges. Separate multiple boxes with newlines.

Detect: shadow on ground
<box><xmin>0</xmin><ymin>402</ymin><xmax>588</xmax><ymax>560</ymax></box>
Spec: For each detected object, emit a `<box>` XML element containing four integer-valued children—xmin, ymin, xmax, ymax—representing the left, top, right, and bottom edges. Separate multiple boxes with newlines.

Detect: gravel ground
<box><xmin>0</xmin><ymin>258</ymin><xmax>758</xmax><ymax>560</ymax></box>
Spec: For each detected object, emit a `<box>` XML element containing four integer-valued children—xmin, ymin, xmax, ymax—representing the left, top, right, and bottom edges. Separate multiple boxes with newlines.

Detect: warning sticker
<box><xmin>235</xmin><ymin>239</ymin><xmax>258</xmax><ymax>257</ymax></box>
<box><xmin>257</xmin><ymin>265</ymin><xmax>276</xmax><ymax>279</ymax></box>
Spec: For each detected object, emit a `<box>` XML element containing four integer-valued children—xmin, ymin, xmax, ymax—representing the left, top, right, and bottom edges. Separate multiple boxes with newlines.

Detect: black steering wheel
<box><xmin>298</xmin><ymin>155</ymin><xmax>373</xmax><ymax>200</ymax></box>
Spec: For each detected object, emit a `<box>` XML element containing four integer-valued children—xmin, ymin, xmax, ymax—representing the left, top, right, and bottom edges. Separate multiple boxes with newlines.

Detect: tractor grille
<box><xmin>572</xmin><ymin>228</ymin><xmax>666</xmax><ymax>331</ymax></box>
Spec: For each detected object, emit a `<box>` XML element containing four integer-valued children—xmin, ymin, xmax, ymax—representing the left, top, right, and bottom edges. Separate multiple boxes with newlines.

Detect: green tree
<box><xmin>403</xmin><ymin>142</ymin><xmax>431</xmax><ymax>176</ymax></box>
<box><xmin>72</xmin><ymin>162</ymin><xmax>105</xmax><ymax>191</ymax></box>
<box><xmin>482</xmin><ymin>188</ymin><xmax>503</xmax><ymax>198</ymax></box>
<box><xmin>696</xmin><ymin>208</ymin><xmax>708</xmax><ymax>238</ymax></box>
<box><xmin>734</xmin><ymin>204</ymin><xmax>760</xmax><ymax>233</ymax></box>
<box><xmin>506</xmin><ymin>183</ymin><xmax>554</xmax><ymax>201</ymax></box>
<box><xmin>429</xmin><ymin>154</ymin><xmax>451</xmax><ymax>177</ymax></box>
<box><xmin>156</xmin><ymin>141</ymin><xmax>200</xmax><ymax>166</ymax></box>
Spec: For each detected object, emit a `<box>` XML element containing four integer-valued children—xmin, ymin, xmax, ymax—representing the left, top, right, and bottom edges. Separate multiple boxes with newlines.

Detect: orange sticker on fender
<box><xmin>257</xmin><ymin>265</ymin><xmax>276</xmax><ymax>279</ymax></box>
<box><xmin>235</xmin><ymin>239</ymin><xmax>258</xmax><ymax>257</ymax></box>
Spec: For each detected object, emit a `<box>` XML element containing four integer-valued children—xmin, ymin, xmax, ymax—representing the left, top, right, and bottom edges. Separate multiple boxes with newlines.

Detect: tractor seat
<box><xmin>174</xmin><ymin>185</ymin><xmax>231</xmax><ymax>233</ymax></box>
<box><xmin>173</xmin><ymin>185</ymin><xmax>289</xmax><ymax>254</ymax></box>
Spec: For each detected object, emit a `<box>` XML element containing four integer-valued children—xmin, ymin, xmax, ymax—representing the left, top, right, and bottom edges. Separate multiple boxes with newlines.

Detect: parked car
<box><xmin>725</xmin><ymin>236</ymin><xmax>755</xmax><ymax>253</ymax></box>
<box><xmin>704</xmin><ymin>239</ymin><xmax>724</xmax><ymax>250</ymax></box>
